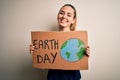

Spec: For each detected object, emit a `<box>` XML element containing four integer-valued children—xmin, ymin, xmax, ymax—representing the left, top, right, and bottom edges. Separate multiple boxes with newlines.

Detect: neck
<box><xmin>59</xmin><ymin>26</ymin><xmax>70</xmax><ymax>31</ymax></box>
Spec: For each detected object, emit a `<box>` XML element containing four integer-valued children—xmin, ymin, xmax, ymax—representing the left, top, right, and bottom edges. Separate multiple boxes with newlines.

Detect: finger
<box><xmin>86</xmin><ymin>46</ymin><xmax>90</xmax><ymax>52</ymax></box>
<box><xmin>86</xmin><ymin>48</ymin><xmax>90</xmax><ymax>51</ymax></box>
<box><xmin>29</xmin><ymin>44</ymin><xmax>35</xmax><ymax>54</ymax></box>
<box><xmin>30</xmin><ymin>44</ymin><xmax>33</xmax><ymax>47</ymax></box>
<box><xmin>86</xmin><ymin>45</ymin><xmax>90</xmax><ymax>48</ymax></box>
<box><xmin>30</xmin><ymin>49</ymin><xmax>35</xmax><ymax>53</ymax></box>
<box><xmin>85</xmin><ymin>49</ymin><xmax>90</xmax><ymax>57</ymax></box>
<box><xmin>32</xmin><ymin>46</ymin><xmax>35</xmax><ymax>49</ymax></box>
<box><xmin>30</xmin><ymin>47</ymin><xmax>35</xmax><ymax>54</ymax></box>
<box><xmin>30</xmin><ymin>50</ymin><xmax>34</xmax><ymax>53</ymax></box>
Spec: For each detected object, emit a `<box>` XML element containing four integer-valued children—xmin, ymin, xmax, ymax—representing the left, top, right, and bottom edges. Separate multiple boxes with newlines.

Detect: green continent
<box><xmin>77</xmin><ymin>47</ymin><xmax>85</xmax><ymax>59</ymax></box>
<box><xmin>65</xmin><ymin>51</ymin><xmax>70</xmax><ymax>59</ymax></box>
<box><xmin>61</xmin><ymin>41</ymin><xmax>68</xmax><ymax>50</ymax></box>
<box><xmin>78</xmin><ymin>40</ymin><xmax>83</xmax><ymax>48</ymax></box>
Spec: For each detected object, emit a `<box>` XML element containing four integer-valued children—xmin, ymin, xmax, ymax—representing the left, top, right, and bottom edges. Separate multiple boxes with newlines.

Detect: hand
<box><xmin>29</xmin><ymin>44</ymin><xmax>35</xmax><ymax>54</ymax></box>
<box><xmin>85</xmin><ymin>46</ymin><xmax>90</xmax><ymax>57</ymax></box>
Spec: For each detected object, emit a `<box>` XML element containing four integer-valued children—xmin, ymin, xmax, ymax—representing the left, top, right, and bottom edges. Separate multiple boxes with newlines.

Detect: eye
<box><xmin>59</xmin><ymin>11</ymin><xmax>64</xmax><ymax>15</ymax></box>
<box><xmin>68</xmin><ymin>14</ymin><xmax>72</xmax><ymax>17</ymax></box>
<box><xmin>67</xmin><ymin>13</ymin><xmax>73</xmax><ymax>17</ymax></box>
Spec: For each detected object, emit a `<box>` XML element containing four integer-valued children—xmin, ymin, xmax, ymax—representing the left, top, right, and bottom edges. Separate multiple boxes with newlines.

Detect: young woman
<box><xmin>30</xmin><ymin>4</ymin><xmax>90</xmax><ymax>80</ymax></box>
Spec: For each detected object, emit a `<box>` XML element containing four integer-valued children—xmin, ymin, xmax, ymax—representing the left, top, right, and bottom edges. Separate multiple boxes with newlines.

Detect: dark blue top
<box><xmin>47</xmin><ymin>69</ymin><xmax>81</xmax><ymax>80</ymax></box>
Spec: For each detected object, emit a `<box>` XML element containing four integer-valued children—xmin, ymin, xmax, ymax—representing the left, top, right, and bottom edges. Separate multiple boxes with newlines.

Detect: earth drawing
<box><xmin>60</xmin><ymin>38</ymin><xmax>86</xmax><ymax>62</ymax></box>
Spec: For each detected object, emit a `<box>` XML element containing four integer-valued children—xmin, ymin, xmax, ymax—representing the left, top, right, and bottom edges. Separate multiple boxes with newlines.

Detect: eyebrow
<box><xmin>67</xmin><ymin>13</ymin><xmax>72</xmax><ymax>15</ymax></box>
<box><xmin>59</xmin><ymin>10</ymin><xmax>73</xmax><ymax>15</ymax></box>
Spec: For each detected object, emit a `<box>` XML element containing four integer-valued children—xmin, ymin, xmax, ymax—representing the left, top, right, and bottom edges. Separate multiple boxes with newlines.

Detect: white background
<box><xmin>0</xmin><ymin>0</ymin><xmax>120</xmax><ymax>80</ymax></box>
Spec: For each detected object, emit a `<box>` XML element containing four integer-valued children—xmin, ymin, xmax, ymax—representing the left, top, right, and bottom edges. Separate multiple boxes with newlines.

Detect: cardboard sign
<box><xmin>31</xmin><ymin>31</ymin><xmax>88</xmax><ymax>70</ymax></box>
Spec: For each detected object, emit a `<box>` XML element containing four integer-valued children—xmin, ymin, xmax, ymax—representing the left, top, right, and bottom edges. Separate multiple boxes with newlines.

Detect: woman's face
<box><xmin>57</xmin><ymin>6</ymin><xmax>75</xmax><ymax>29</ymax></box>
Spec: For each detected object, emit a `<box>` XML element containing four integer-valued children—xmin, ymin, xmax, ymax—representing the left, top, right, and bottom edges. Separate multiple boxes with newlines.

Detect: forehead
<box><xmin>60</xmin><ymin>6</ymin><xmax>74</xmax><ymax>14</ymax></box>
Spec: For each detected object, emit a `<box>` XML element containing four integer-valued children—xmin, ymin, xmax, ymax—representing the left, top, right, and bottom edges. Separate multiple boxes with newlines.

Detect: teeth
<box><xmin>61</xmin><ymin>19</ymin><xmax>67</xmax><ymax>23</ymax></box>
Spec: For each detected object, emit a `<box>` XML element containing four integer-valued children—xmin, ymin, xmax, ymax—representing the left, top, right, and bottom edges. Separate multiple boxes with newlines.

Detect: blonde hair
<box><xmin>59</xmin><ymin>4</ymin><xmax>77</xmax><ymax>31</ymax></box>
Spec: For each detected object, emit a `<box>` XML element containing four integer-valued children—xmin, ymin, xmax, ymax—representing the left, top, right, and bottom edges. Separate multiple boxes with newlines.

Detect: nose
<box><xmin>62</xmin><ymin>14</ymin><xmax>67</xmax><ymax>19</ymax></box>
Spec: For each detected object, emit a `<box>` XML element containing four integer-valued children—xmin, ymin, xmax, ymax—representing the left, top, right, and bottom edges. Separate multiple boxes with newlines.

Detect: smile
<box><xmin>60</xmin><ymin>19</ymin><xmax>68</xmax><ymax>23</ymax></box>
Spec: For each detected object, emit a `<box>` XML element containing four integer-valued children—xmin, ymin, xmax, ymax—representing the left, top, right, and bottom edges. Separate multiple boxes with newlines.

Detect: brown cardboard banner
<box><xmin>31</xmin><ymin>31</ymin><xmax>88</xmax><ymax>70</ymax></box>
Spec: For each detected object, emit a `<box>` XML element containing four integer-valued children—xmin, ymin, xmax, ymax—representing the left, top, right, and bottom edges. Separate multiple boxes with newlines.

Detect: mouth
<box><xmin>60</xmin><ymin>19</ymin><xmax>68</xmax><ymax>23</ymax></box>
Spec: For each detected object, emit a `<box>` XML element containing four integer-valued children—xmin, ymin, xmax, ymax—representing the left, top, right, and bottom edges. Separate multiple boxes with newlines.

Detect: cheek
<box><xmin>58</xmin><ymin>14</ymin><xmax>63</xmax><ymax>19</ymax></box>
<box><xmin>69</xmin><ymin>18</ymin><xmax>74</xmax><ymax>23</ymax></box>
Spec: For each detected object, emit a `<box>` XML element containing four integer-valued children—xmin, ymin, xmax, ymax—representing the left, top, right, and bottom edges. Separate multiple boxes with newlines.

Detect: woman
<box><xmin>30</xmin><ymin>4</ymin><xmax>90</xmax><ymax>80</ymax></box>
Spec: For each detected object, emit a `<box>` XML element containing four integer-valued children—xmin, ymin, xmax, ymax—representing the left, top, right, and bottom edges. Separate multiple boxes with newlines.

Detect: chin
<box><xmin>59</xmin><ymin>24</ymin><xmax>67</xmax><ymax>27</ymax></box>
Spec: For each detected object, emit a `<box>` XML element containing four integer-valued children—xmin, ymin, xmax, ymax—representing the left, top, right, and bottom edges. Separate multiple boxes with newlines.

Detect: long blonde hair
<box><xmin>59</xmin><ymin>4</ymin><xmax>77</xmax><ymax>31</ymax></box>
